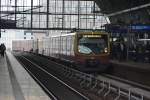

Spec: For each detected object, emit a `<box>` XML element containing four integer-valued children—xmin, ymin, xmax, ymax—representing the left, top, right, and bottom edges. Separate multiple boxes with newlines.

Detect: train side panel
<box><xmin>12</xmin><ymin>31</ymin><xmax>110</xmax><ymax>72</ymax></box>
<box><xmin>12</xmin><ymin>40</ymin><xmax>33</xmax><ymax>52</ymax></box>
<box><xmin>38</xmin><ymin>40</ymin><xmax>43</xmax><ymax>54</ymax></box>
<box><xmin>59</xmin><ymin>35</ymin><xmax>75</xmax><ymax>62</ymax></box>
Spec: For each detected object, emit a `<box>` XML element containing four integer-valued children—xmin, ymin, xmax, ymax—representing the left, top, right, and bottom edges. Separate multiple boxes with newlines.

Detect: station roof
<box><xmin>96</xmin><ymin>0</ymin><xmax>150</xmax><ymax>14</ymax></box>
<box><xmin>94</xmin><ymin>0</ymin><xmax>150</xmax><ymax>24</ymax></box>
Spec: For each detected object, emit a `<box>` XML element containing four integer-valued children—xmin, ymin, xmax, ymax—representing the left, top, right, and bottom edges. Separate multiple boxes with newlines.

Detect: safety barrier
<box><xmin>52</xmin><ymin>62</ymin><xmax>149</xmax><ymax>100</ymax></box>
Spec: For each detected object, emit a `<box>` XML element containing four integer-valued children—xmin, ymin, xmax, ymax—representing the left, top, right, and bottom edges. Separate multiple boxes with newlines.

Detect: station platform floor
<box><xmin>110</xmin><ymin>60</ymin><xmax>150</xmax><ymax>71</ymax></box>
<box><xmin>0</xmin><ymin>51</ymin><xmax>51</xmax><ymax>100</ymax></box>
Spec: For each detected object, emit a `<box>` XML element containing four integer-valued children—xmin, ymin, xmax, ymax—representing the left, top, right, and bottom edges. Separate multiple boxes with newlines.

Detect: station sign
<box><xmin>105</xmin><ymin>24</ymin><xmax>150</xmax><ymax>33</ymax></box>
<box><xmin>129</xmin><ymin>25</ymin><xmax>150</xmax><ymax>31</ymax></box>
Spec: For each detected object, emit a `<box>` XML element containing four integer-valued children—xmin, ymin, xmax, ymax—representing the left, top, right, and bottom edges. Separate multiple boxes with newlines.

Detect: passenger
<box><xmin>146</xmin><ymin>42</ymin><xmax>150</xmax><ymax>63</ymax></box>
<box><xmin>136</xmin><ymin>44</ymin><xmax>144</xmax><ymax>62</ymax></box>
<box><xmin>42</xmin><ymin>49</ymin><xmax>44</xmax><ymax>55</ymax></box>
<box><xmin>116</xmin><ymin>42</ymin><xmax>121</xmax><ymax>60</ymax></box>
<box><xmin>30</xmin><ymin>48</ymin><xmax>33</xmax><ymax>53</ymax></box>
<box><xmin>142</xmin><ymin>44</ymin><xmax>146</xmax><ymax>62</ymax></box>
<box><xmin>118</xmin><ymin>41</ymin><xmax>126</xmax><ymax>61</ymax></box>
<box><xmin>135</xmin><ymin>44</ymin><xmax>139</xmax><ymax>61</ymax></box>
<box><xmin>132</xmin><ymin>44</ymin><xmax>137</xmax><ymax>61</ymax></box>
<box><xmin>123</xmin><ymin>43</ymin><xmax>127</xmax><ymax>60</ymax></box>
<box><xmin>0</xmin><ymin>44</ymin><xmax>2</xmax><ymax>57</ymax></box>
<box><xmin>111</xmin><ymin>43</ymin><xmax>117</xmax><ymax>59</ymax></box>
<box><xmin>0</xmin><ymin>43</ymin><xmax>6</xmax><ymax>57</ymax></box>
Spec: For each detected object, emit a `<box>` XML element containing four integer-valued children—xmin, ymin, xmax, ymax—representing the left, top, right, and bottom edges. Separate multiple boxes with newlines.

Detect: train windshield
<box><xmin>78</xmin><ymin>34</ymin><xmax>108</xmax><ymax>55</ymax></box>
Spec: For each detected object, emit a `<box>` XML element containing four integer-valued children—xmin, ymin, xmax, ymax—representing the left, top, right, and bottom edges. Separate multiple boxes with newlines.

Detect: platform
<box><xmin>0</xmin><ymin>51</ymin><xmax>51</xmax><ymax>100</ymax></box>
<box><xmin>0</xmin><ymin>54</ymin><xmax>14</xmax><ymax>100</ymax></box>
<box><xmin>110</xmin><ymin>60</ymin><xmax>150</xmax><ymax>72</ymax></box>
<box><xmin>109</xmin><ymin>60</ymin><xmax>150</xmax><ymax>87</ymax></box>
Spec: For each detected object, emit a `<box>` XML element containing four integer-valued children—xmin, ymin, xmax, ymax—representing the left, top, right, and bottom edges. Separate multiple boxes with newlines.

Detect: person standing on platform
<box><xmin>120</xmin><ymin>42</ymin><xmax>124</xmax><ymax>61</ymax></box>
<box><xmin>0</xmin><ymin>43</ymin><xmax>6</xmax><ymax>57</ymax></box>
<box><xmin>146</xmin><ymin>42</ymin><xmax>150</xmax><ymax>63</ymax></box>
<box><xmin>136</xmin><ymin>43</ymin><xmax>143</xmax><ymax>62</ymax></box>
<box><xmin>0</xmin><ymin>44</ymin><xmax>2</xmax><ymax>57</ymax></box>
<box><xmin>122</xmin><ymin>42</ymin><xmax>127</xmax><ymax>60</ymax></box>
<box><xmin>116</xmin><ymin>42</ymin><xmax>121</xmax><ymax>60</ymax></box>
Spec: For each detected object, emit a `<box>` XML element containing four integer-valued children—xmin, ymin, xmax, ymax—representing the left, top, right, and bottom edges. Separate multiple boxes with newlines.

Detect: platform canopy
<box><xmin>95</xmin><ymin>0</ymin><xmax>150</xmax><ymax>24</ymax></box>
<box><xmin>95</xmin><ymin>0</ymin><xmax>149</xmax><ymax>14</ymax></box>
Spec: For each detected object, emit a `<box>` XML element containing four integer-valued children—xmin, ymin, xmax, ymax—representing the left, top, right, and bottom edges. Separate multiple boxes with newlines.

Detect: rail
<box><xmin>15</xmin><ymin>52</ymin><xmax>150</xmax><ymax>100</ymax></box>
<box><xmin>48</xmin><ymin>57</ymin><xmax>150</xmax><ymax>100</ymax></box>
<box><xmin>15</xmin><ymin>54</ymin><xmax>90</xmax><ymax>100</ymax></box>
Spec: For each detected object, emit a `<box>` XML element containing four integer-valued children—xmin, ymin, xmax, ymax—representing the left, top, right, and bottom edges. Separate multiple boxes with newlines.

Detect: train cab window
<box><xmin>78</xmin><ymin>34</ymin><xmax>108</xmax><ymax>55</ymax></box>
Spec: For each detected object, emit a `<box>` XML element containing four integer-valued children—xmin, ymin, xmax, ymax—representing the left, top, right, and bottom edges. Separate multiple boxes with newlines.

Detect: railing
<box><xmin>52</xmin><ymin>61</ymin><xmax>149</xmax><ymax>100</ymax></box>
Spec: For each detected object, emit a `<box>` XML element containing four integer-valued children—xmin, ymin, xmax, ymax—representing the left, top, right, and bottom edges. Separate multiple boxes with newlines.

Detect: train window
<box><xmin>78</xmin><ymin>34</ymin><xmax>108</xmax><ymax>54</ymax></box>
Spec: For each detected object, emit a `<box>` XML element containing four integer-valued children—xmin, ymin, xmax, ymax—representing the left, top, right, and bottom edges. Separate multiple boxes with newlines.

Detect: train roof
<box><xmin>48</xmin><ymin>32</ymin><xmax>74</xmax><ymax>38</ymax></box>
<box><xmin>76</xmin><ymin>31</ymin><xmax>108</xmax><ymax>35</ymax></box>
<box><xmin>50</xmin><ymin>31</ymin><xmax>108</xmax><ymax>38</ymax></box>
<box><xmin>12</xmin><ymin>39</ymin><xmax>33</xmax><ymax>41</ymax></box>
<box><xmin>45</xmin><ymin>31</ymin><xmax>108</xmax><ymax>38</ymax></box>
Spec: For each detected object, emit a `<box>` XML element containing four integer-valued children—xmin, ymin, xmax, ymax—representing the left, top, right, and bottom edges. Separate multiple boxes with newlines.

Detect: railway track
<box><xmin>14</xmin><ymin>54</ymin><xmax>90</xmax><ymax>100</ymax></box>
<box><xmin>13</xmin><ymin>52</ymin><xmax>150</xmax><ymax>100</ymax></box>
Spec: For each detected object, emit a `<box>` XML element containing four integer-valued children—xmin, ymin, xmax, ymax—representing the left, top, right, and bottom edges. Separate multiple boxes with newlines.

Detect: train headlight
<box><xmin>104</xmin><ymin>48</ymin><xmax>108</xmax><ymax>53</ymax></box>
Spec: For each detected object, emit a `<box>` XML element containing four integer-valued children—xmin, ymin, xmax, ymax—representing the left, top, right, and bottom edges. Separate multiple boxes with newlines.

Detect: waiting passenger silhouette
<box><xmin>0</xmin><ymin>43</ymin><xmax>6</xmax><ymax>57</ymax></box>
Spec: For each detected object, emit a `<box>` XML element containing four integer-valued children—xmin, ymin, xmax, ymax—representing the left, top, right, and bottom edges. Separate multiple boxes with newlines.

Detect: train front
<box><xmin>75</xmin><ymin>32</ymin><xmax>110</xmax><ymax>72</ymax></box>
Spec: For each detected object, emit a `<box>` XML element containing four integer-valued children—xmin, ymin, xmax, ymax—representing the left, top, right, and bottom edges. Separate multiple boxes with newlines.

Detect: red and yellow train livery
<box><xmin>12</xmin><ymin>31</ymin><xmax>110</xmax><ymax>72</ymax></box>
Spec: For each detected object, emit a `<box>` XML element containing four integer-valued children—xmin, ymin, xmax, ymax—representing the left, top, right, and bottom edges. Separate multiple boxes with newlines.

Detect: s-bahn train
<box><xmin>12</xmin><ymin>31</ymin><xmax>110</xmax><ymax>72</ymax></box>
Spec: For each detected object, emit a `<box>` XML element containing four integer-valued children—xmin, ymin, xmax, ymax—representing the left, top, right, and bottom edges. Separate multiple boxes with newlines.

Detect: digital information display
<box><xmin>83</xmin><ymin>35</ymin><xmax>102</xmax><ymax>38</ymax></box>
<box><xmin>130</xmin><ymin>25</ymin><xmax>150</xmax><ymax>30</ymax></box>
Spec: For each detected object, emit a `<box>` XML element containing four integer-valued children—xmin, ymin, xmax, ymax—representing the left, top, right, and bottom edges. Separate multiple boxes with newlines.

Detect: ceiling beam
<box><xmin>107</xmin><ymin>3</ymin><xmax>150</xmax><ymax>17</ymax></box>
